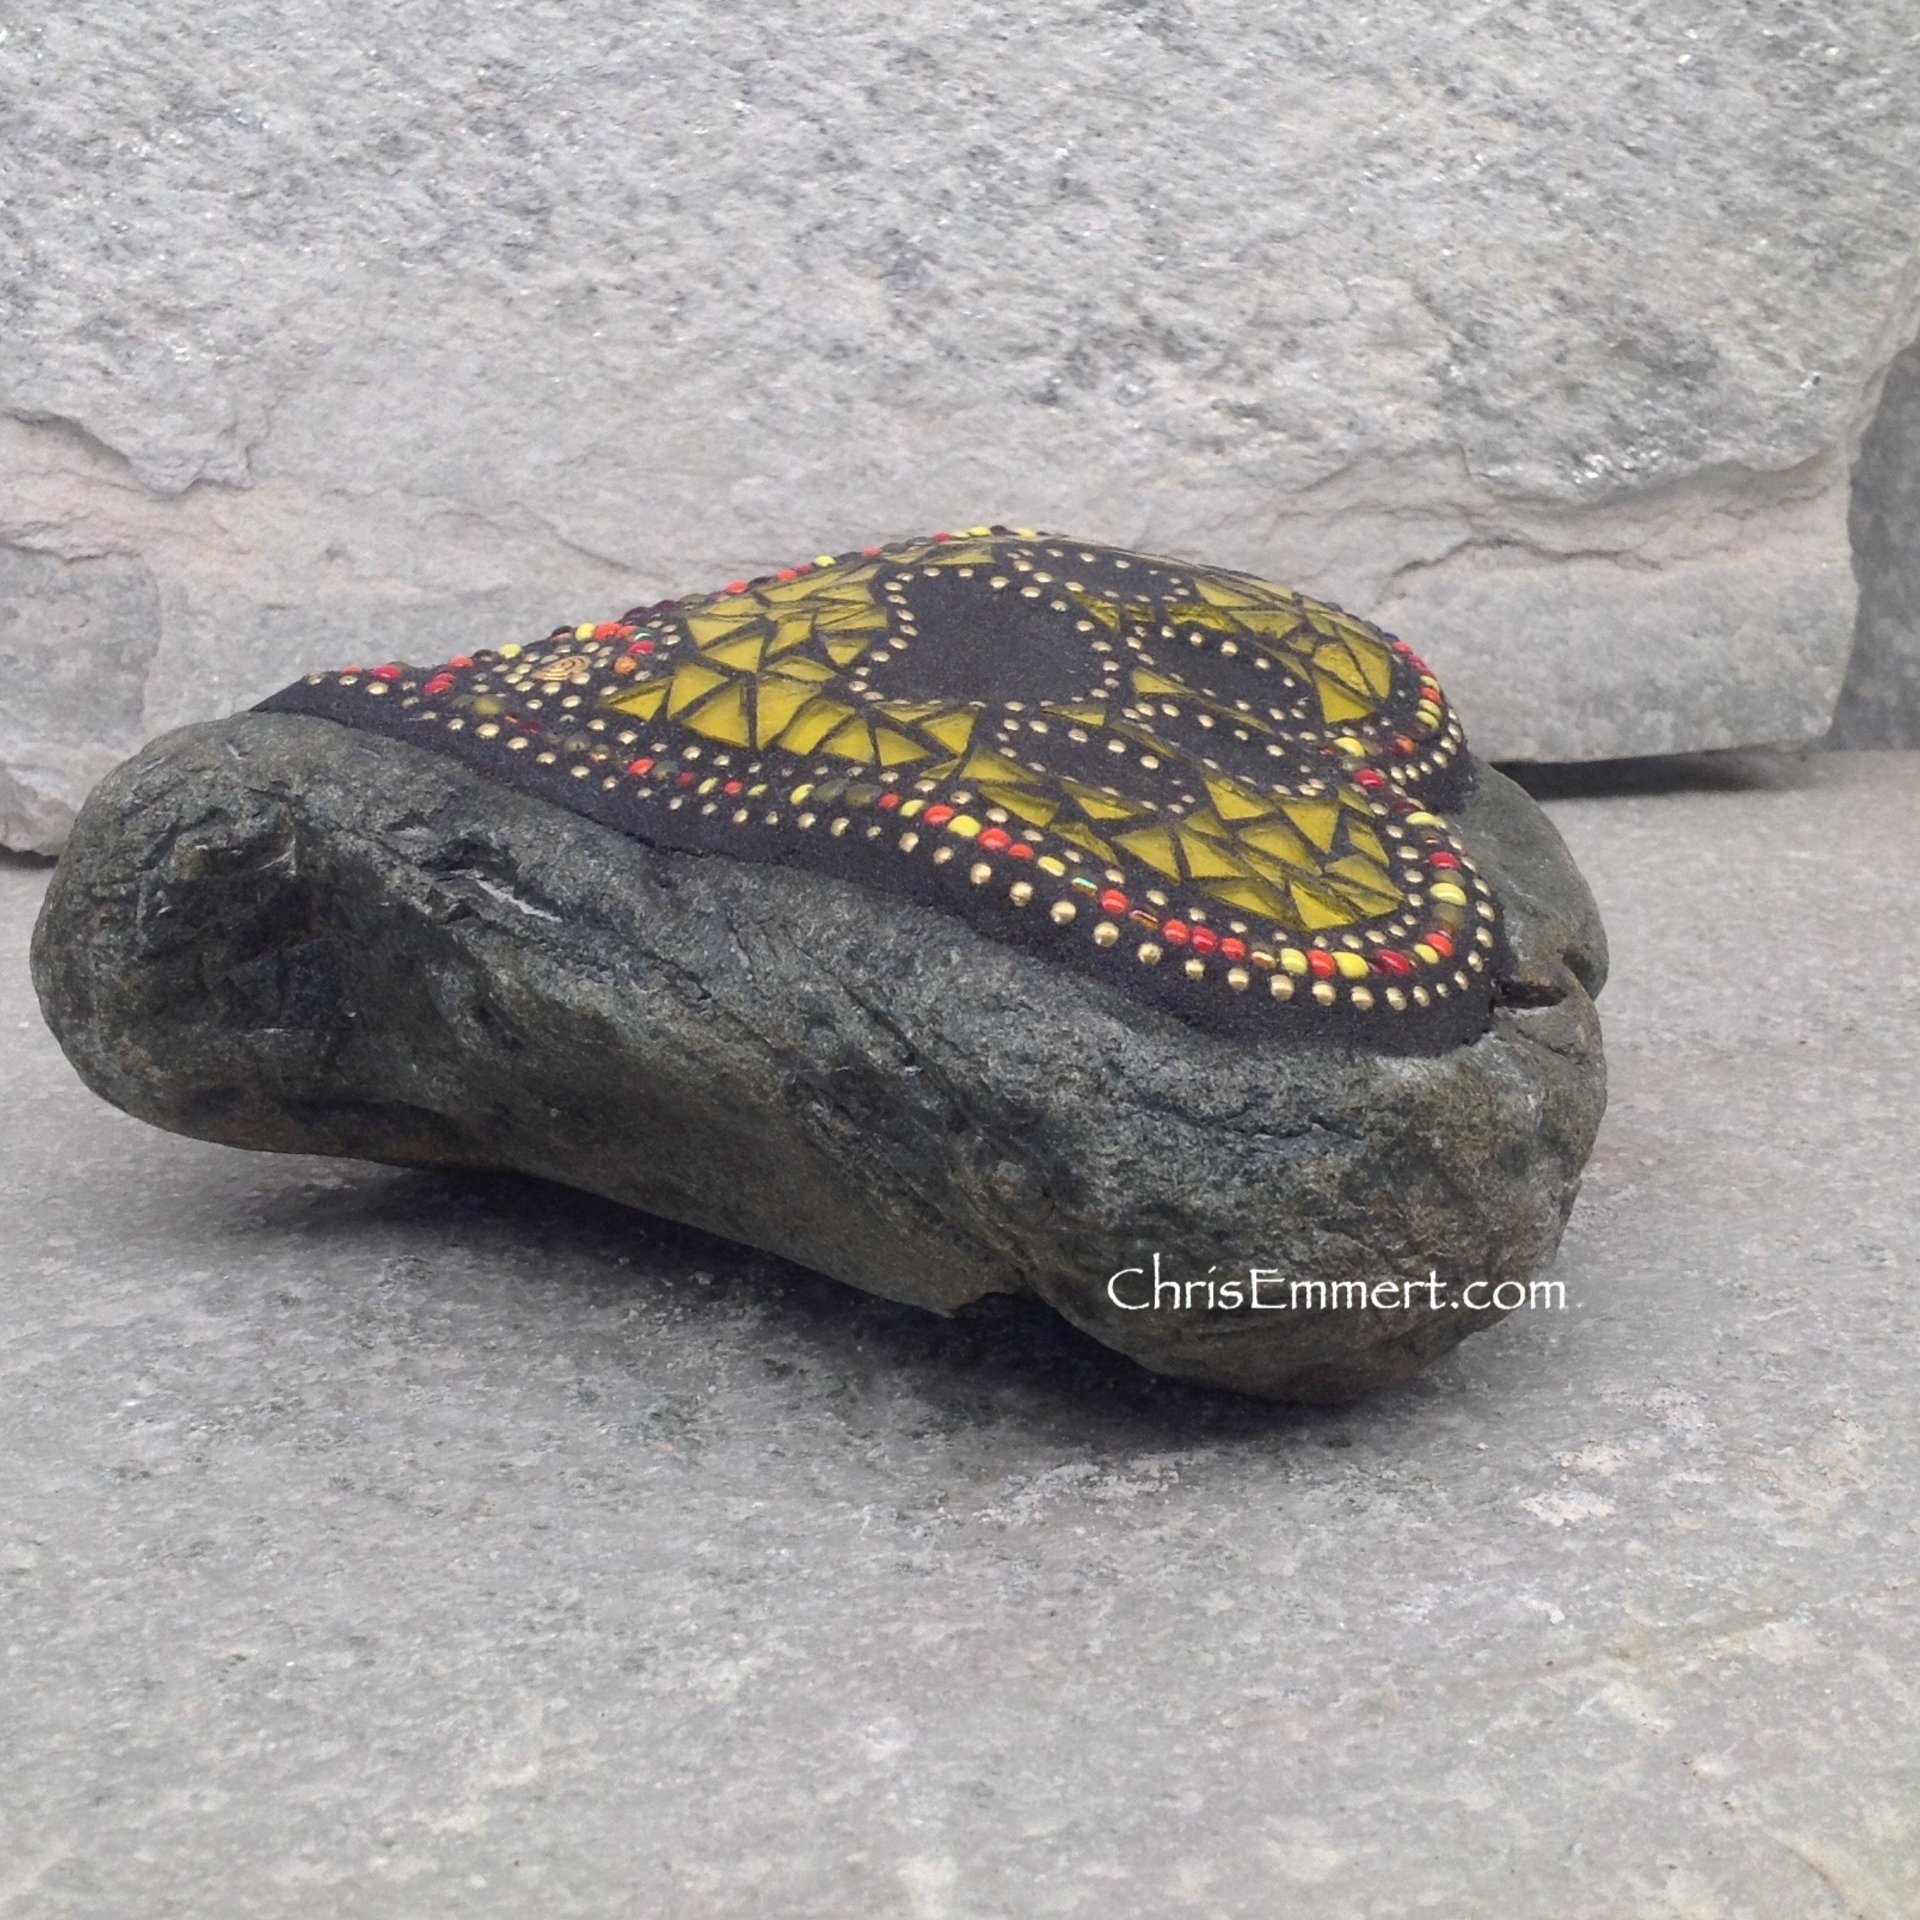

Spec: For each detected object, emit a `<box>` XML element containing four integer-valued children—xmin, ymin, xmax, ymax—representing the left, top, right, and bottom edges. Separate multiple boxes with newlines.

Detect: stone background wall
<box><xmin>4</xmin><ymin>1</ymin><xmax>1919</xmax><ymax>852</ymax></box>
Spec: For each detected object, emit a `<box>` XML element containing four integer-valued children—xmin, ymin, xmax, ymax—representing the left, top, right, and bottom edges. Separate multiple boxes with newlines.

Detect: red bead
<box><xmin>877</xmin><ymin>791</ymin><xmax>902</xmax><ymax>810</ymax></box>
<box><xmin>627</xmin><ymin>757</ymin><xmax>655</xmax><ymax>777</ymax></box>
<box><xmin>447</xmin><ymin>655</ymin><xmax>473</xmax><ymax>670</ymax></box>
<box><xmin>1308</xmin><ymin>950</ymin><xmax>1338</xmax><ymax>980</ymax></box>
<box><xmin>628</xmin><ymin>639</ymin><xmax>656</xmax><ymax>656</ymax></box>
<box><xmin>724</xmin><ymin>580</ymin><xmax>747</xmax><ymax>594</ymax></box>
<box><xmin>1352</xmin><ymin>767</ymin><xmax>1386</xmax><ymax>791</ymax></box>
<box><xmin>422</xmin><ymin>674</ymin><xmax>456</xmax><ymax>697</ymax></box>
<box><xmin>1220</xmin><ymin>937</ymin><xmax>1248</xmax><ymax>963</ymax></box>
<box><xmin>977</xmin><ymin>827</ymin><xmax>1012</xmax><ymax>852</ymax></box>
<box><xmin>723</xmin><ymin>780</ymin><xmax>744</xmax><ymax>796</ymax></box>
<box><xmin>371</xmin><ymin>664</ymin><xmax>404</xmax><ymax>681</ymax></box>
<box><xmin>933</xmin><ymin>531</ymin><xmax>953</xmax><ymax>541</ymax></box>
<box><xmin>675</xmin><ymin>769</ymin><xmax>698</xmax><ymax>787</ymax></box>
<box><xmin>1006</xmin><ymin>842</ymin><xmax>1035</xmax><ymax>861</ymax></box>
<box><xmin>924</xmin><ymin>804</ymin><xmax>956</xmax><ymax>827</ymax></box>
<box><xmin>1189</xmin><ymin>926</ymin><xmax>1220</xmax><ymax>956</ymax></box>
<box><xmin>1098</xmin><ymin>889</ymin><xmax>1129</xmax><ymax>917</ymax></box>
<box><xmin>1426</xmin><ymin>931</ymin><xmax>1455</xmax><ymax>959</ymax></box>
<box><xmin>1373</xmin><ymin>950</ymin><xmax>1413</xmax><ymax>977</ymax></box>
<box><xmin>1161</xmin><ymin>919</ymin><xmax>1191</xmax><ymax>946</ymax></box>
<box><xmin>777</xmin><ymin>569</ymin><xmax>799</xmax><ymax>582</ymax></box>
<box><xmin>1429</xmin><ymin>851</ymin><xmax>1460</xmax><ymax>869</ymax></box>
<box><xmin>863</xmin><ymin>546</ymin><xmax>883</xmax><ymax>556</ymax></box>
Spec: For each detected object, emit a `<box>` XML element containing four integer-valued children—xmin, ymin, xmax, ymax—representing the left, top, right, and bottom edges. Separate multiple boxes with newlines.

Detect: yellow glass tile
<box><xmin>703</xmin><ymin>630</ymin><xmax>767</xmax><ymax>671</ymax></box>
<box><xmin>775</xmin><ymin>697</ymin><xmax>858</xmax><ymax>755</ymax></box>
<box><xmin>1114</xmin><ymin>824</ymin><xmax>1182</xmax><ymax>877</ymax></box>
<box><xmin>819</xmin><ymin>715</ymin><xmax>879</xmax><ymax>763</ymax></box>
<box><xmin>666</xmin><ymin>662</ymin><xmax>730</xmax><ymax>716</ymax></box>
<box><xmin>752</xmin><ymin>675</ymin><xmax>818</xmax><ymax>745</ymax></box>
<box><xmin>601</xmin><ymin>682</ymin><xmax>667</xmax><ymax>721</ymax></box>
<box><xmin>685</xmin><ymin>681</ymin><xmax>753</xmax><ymax>747</ymax></box>
<box><xmin>1279</xmin><ymin>798</ymin><xmax>1343</xmax><ymax>853</ymax></box>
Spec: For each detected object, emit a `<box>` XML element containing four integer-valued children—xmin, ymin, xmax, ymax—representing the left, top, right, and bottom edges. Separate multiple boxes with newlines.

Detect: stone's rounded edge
<box><xmin>1459</xmin><ymin>759</ymin><xmax>1609</xmax><ymax>1000</ymax></box>
<box><xmin>33</xmin><ymin>713</ymin><xmax>1608</xmax><ymax>1403</ymax></box>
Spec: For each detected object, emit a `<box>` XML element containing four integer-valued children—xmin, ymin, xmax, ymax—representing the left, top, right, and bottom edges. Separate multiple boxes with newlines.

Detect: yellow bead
<box><xmin>1413</xmin><ymin>943</ymin><xmax>1439</xmax><ymax>965</ymax></box>
<box><xmin>1333</xmin><ymin>951</ymin><xmax>1370</xmax><ymax>980</ymax></box>
<box><xmin>575</xmin><ymin>624</ymin><xmax>596</xmax><ymax>641</ymax></box>
<box><xmin>1331</xmin><ymin>735</ymin><xmax>1366</xmax><ymax>755</ymax></box>
<box><xmin>498</xmin><ymin>643</ymin><xmax>523</xmax><ymax>659</ymax></box>
<box><xmin>1036</xmin><ymin>856</ymin><xmax>1067</xmax><ymax>876</ymax></box>
<box><xmin>1279</xmin><ymin>948</ymin><xmax>1310</xmax><ymax>976</ymax></box>
<box><xmin>948</xmin><ymin>815</ymin><xmax>982</xmax><ymax>839</ymax></box>
<box><xmin>1403</xmin><ymin>811</ymin><xmax>1443</xmax><ymax>827</ymax></box>
<box><xmin>1428</xmin><ymin>882</ymin><xmax>1468</xmax><ymax>906</ymax></box>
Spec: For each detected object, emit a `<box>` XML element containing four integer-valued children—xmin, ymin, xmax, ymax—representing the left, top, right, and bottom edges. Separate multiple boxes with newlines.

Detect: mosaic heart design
<box><xmin>258</xmin><ymin>526</ymin><xmax>1504</xmax><ymax>1048</ymax></box>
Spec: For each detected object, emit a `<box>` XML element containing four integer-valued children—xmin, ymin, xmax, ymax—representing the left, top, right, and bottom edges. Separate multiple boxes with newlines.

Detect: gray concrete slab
<box><xmin>3</xmin><ymin>751</ymin><xmax>1917</xmax><ymax>1919</ymax></box>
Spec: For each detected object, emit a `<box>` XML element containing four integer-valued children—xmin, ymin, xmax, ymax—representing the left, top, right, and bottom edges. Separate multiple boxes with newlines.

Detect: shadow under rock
<box><xmin>1497</xmin><ymin>745</ymin><xmax>1824</xmax><ymax>802</ymax></box>
<box><xmin>224</xmin><ymin>1162</ymin><xmax>1436</xmax><ymax>1450</ymax></box>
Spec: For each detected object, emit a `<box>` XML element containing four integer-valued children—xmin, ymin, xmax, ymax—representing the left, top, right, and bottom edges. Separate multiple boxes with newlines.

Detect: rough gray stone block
<box><xmin>5</xmin><ymin>2</ymin><xmax>1920</xmax><ymax>848</ymax></box>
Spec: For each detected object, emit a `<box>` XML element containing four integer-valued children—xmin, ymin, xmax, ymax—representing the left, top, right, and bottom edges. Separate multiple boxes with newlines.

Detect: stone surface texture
<box><xmin>1831</xmin><ymin>335</ymin><xmax>1920</xmax><ymax>745</ymax></box>
<box><xmin>4</xmin><ymin>751</ymin><xmax>1917</xmax><ymax>1915</ymax></box>
<box><xmin>30</xmin><ymin>714</ymin><xmax>1606</xmax><ymax>1402</ymax></box>
<box><xmin>5</xmin><ymin>4</ymin><xmax>1920</xmax><ymax>850</ymax></box>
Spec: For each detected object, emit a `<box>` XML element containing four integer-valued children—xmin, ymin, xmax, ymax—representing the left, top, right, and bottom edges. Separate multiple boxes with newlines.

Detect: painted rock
<box><xmin>32</xmin><ymin>528</ymin><xmax>1607</xmax><ymax>1401</ymax></box>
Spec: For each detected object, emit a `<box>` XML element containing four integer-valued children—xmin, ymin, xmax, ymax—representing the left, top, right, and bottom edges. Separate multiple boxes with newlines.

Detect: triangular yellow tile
<box><xmin>686</xmin><ymin>610</ymin><xmax>760</xmax><ymax>646</ymax></box>
<box><xmin>602</xmin><ymin>680</ymin><xmax>668</xmax><ymax>721</ymax></box>
<box><xmin>1115</xmin><ymin>825</ymin><xmax>1182</xmax><ymax>878</ymax></box>
<box><xmin>766</xmin><ymin>615</ymin><xmax>819</xmax><ymax>658</ymax></box>
<box><xmin>1281</xmin><ymin>798</ymin><xmax>1343</xmax><ymax>853</ymax></box>
<box><xmin>1324</xmin><ymin>855</ymin><xmax>1404</xmax><ymax>910</ymax></box>
<box><xmin>775</xmin><ymin>697</ymin><xmax>858</xmax><ymax>755</ymax></box>
<box><xmin>753</xmin><ymin>675</ymin><xmax>819</xmax><ymax>745</ymax></box>
<box><xmin>685</xmin><ymin>680</ymin><xmax>753</xmax><ymax>747</ymax></box>
<box><xmin>1178</xmin><ymin>830</ymin><xmax>1250</xmax><ymax>881</ymax></box>
<box><xmin>873</xmin><ymin>726</ymin><xmax>931</xmax><ymax>767</ymax></box>
<box><xmin>1210</xmin><ymin>878</ymin><xmax>1296</xmax><ymax>922</ymax></box>
<box><xmin>1313</xmin><ymin>675</ymin><xmax>1375</xmax><ymax>724</ymax></box>
<box><xmin>959</xmin><ymin>748</ymin><xmax>1040</xmax><ymax>789</ymax></box>
<box><xmin>1239</xmin><ymin>820</ymin><xmax>1318</xmax><ymax>868</ymax></box>
<box><xmin>978</xmin><ymin>786</ymin><xmax>1060</xmax><ymax>829</ymax></box>
<box><xmin>917</xmin><ymin>709</ymin><xmax>979</xmax><ymax>753</ymax></box>
<box><xmin>703</xmin><ymin>629</ymin><xmax>767</xmax><ymax>671</ymax></box>
<box><xmin>1051</xmin><ymin>820</ymin><xmax>1118</xmax><ymax>862</ymax></box>
<box><xmin>1203</xmin><ymin>774</ymin><xmax>1273</xmax><ymax>822</ymax></box>
<box><xmin>1290</xmin><ymin>881</ymin><xmax>1357</xmax><ymax>930</ymax></box>
<box><xmin>819</xmin><ymin>715</ymin><xmax>878</xmax><ymax>763</ymax></box>
<box><xmin>1062</xmin><ymin>779</ymin><xmax>1145</xmax><ymax>823</ymax></box>
<box><xmin>667</xmin><ymin>661</ymin><xmax>730</xmax><ymax>717</ymax></box>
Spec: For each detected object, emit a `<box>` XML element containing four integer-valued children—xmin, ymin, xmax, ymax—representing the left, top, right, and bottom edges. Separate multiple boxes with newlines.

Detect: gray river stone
<box><xmin>31</xmin><ymin>713</ymin><xmax>1606</xmax><ymax>1400</ymax></box>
